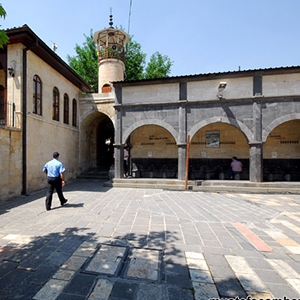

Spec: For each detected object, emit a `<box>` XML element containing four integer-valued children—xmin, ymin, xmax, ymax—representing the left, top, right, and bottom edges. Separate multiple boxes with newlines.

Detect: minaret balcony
<box><xmin>99</xmin><ymin>48</ymin><xmax>125</xmax><ymax>62</ymax></box>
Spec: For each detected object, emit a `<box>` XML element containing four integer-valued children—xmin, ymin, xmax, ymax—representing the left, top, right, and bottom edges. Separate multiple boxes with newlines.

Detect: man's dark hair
<box><xmin>53</xmin><ymin>152</ymin><xmax>60</xmax><ymax>158</ymax></box>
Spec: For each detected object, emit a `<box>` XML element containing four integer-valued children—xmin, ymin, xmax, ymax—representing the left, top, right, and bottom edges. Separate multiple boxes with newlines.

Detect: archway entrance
<box><xmin>263</xmin><ymin>119</ymin><xmax>300</xmax><ymax>181</ymax></box>
<box><xmin>80</xmin><ymin>111</ymin><xmax>115</xmax><ymax>175</ymax></box>
<box><xmin>129</xmin><ymin>124</ymin><xmax>177</xmax><ymax>178</ymax></box>
<box><xmin>96</xmin><ymin>115</ymin><xmax>114</xmax><ymax>168</ymax></box>
<box><xmin>189</xmin><ymin>122</ymin><xmax>249</xmax><ymax>180</ymax></box>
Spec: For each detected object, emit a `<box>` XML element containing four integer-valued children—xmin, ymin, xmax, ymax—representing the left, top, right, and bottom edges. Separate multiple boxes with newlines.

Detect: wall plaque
<box><xmin>206</xmin><ymin>130</ymin><xmax>220</xmax><ymax>148</ymax></box>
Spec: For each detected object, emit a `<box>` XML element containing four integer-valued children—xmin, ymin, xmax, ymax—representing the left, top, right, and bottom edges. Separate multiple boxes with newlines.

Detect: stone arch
<box><xmin>81</xmin><ymin>103</ymin><xmax>115</xmax><ymax>125</ymax></box>
<box><xmin>188</xmin><ymin>116</ymin><xmax>252</xmax><ymax>143</ymax></box>
<box><xmin>122</xmin><ymin>119</ymin><xmax>178</xmax><ymax>145</ymax></box>
<box><xmin>263</xmin><ymin>113</ymin><xmax>300</xmax><ymax>142</ymax></box>
<box><xmin>80</xmin><ymin>110</ymin><xmax>115</xmax><ymax>170</ymax></box>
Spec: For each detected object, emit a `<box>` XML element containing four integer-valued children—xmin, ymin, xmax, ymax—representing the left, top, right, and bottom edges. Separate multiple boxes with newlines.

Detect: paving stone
<box><xmin>255</xmin><ymin>268</ymin><xmax>287</xmax><ymax>284</ymax></box>
<box><xmin>166</xmin><ymin>273</ymin><xmax>193</xmax><ymax>289</ymax></box>
<box><xmin>88</xmin><ymin>278</ymin><xmax>113</xmax><ymax>300</ymax></box>
<box><xmin>136</xmin><ymin>283</ymin><xmax>164</xmax><ymax>300</ymax></box>
<box><xmin>165</xmin><ymin>263</ymin><xmax>189</xmax><ymax>276</ymax></box>
<box><xmin>6</xmin><ymin>280</ymin><xmax>42</xmax><ymax>300</ymax></box>
<box><xmin>0</xmin><ymin>260</ymin><xmax>18</xmax><ymax>279</ymax></box>
<box><xmin>61</xmin><ymin>255</ymin><xmax>87</xmax><ymax>271</ymax></box>
<box><xmin>63</xmin><ymin>273</ymin><xmax>96</xmax><ymax>296</ymax></box>
<box><xmin>56</xmin><ymin>293</ymin><xmax>86</xmax><ymax>300</ymax></box>
<box><xmin>85</xmin><ymin>244</ymin><xmax>126</xmax><ymax>275</ymax></box>
<box><xmin>189</xmin><ymin>268</ymin><xmax>214</xmax><ymax>284</ymax></box>
<box><xmin>17</xmin><ymin>256</ymin><xmax>46</xmax><ymax>271</ymax></box>
<box><xmin>214</xmin><ymin>277</ymin><xmax>247</xmax><ymax>298</ymax></box>
<box><xmin>185</xmin><ymin>256</ymin><xmax>209</xmax><ymax>270</ymax></box>
<box><xmin>166</xmin><ymin>285</ymin><xmax>194</xmax><ymax>300</ymax></box>
<box><xmin>25</xmin><ymin>265</ymin><xmax>57</xmax><ymax>284</ymax></box>
<box><xmin>126</xmin><ymin>248</ymin><xmax>160</xmax><ymax>281</ymax></box>
<box><xmin>265</xmin><ymin>282</ymin><xmax>300</xmax><ymax>298</ymax></box>
<box><xmin>0</xmin><ymin>268</ymin><xmax>30</xmax><ymax>290</ymax></box>
<box><xmin>110</xmin><ymin>281</ymin><xmax>138</xmax><ymax>300</ymax></box>
<box><xmin>46</xmin><ymin>250</ymin><xmax>71</xmax><ymax>267</ymax></box>
<box><xmin>193</xmin><ymin>282</ymin><xmax>220</xmax><ymax>300</ymax></box>
<box><xmin>52</xmin><ymin>268</ymin><xmax>75</xmax><ymax>281</ymax></box>
<box><xmin>209</xmin><ymin>265</ymin><xmax>235</xmax><ymax>279</ymax></box>
<box><xmin>33</xmin><ymin>278</ymin><xmax>69</xmax><ymax>300</ymax></box>
<box><xmin>203</xmin><ymin>253</ymin><xmax>229</xmax><ymax>267</ymax></box>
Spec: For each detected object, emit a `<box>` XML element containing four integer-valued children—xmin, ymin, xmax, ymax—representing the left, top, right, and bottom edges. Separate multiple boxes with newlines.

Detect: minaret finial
<box><xmin>109</xmin><ymin>8</ymin><xmax>114</xmax><ymax>28</ymax></box>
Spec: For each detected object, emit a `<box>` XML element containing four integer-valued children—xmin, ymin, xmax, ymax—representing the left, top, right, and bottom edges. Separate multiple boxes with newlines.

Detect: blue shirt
<box><xmin>43</xmin><ymin>158</ymin><xmax>65</xmax><ymax>177</ymax></box>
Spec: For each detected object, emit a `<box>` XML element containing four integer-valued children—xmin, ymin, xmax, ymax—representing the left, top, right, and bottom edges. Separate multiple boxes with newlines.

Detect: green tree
<box><xmin>144</xmin><ymin>52</ymin><xmax>173</xmax><ymax>79</ymax></box>
<box><xmin>0</xmin><ymin>4</ymin><xmax>9</xmax><ymax>48</ymax></box>
<box><xmin>67</xmin><ymin>30</ymin><xmax>173</xmax><ymax>90</ymax></box>
<box><xmin>124</xmin><ymin>36</ymin><xmax>146</xmax><ymax>81</ymax></box>
<box><xmin>67</xmin><ymin>30</ymin><xmax>98</xmax><ymax>93</ymax></box>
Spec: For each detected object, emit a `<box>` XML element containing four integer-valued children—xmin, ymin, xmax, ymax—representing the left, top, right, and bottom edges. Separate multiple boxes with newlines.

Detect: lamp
<box><xmin>8</xmin><ymin>67</ymin><xmax>14</xmax><ymax>77</ymax></box>
<box><xmin>217</xmin><ymin>81</ymin><xmax>227</xmax><ymax>99</ymax></box>
<box><xmin>8</xmin><ymin>60</ymin><xmax>16</xmax><ymax>77</ymax></box>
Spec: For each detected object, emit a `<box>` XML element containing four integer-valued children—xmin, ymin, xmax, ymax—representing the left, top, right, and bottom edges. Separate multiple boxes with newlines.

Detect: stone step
<box><xmin>198</xmin><ymin>180</ymin><xmax>300</xmax><ymax>188</ymax></box>
<box><xmin>78</xmin><ymin>168</ymin><xmax>109</xmax><ymax>179</ymax></box>
<box><xmin>104</xmin><ymin>178</ymin><xmax>300</xmax><ymax>194</ymax></box>
<box><xmin>193</xmin><ymin>185</ymin><xmax>300</xmax><ymax>194</ymax></box>
<box><xmin>105</xmin><ymin>178</ymin><xmax>188</xmax><ymax>190</ymax></box>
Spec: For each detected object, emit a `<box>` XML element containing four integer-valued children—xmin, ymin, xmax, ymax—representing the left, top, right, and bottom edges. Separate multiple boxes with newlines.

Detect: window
<box><xmin>52</xmin><ymin>87</ymin><xmax>59</xmax><ymax>121</ymax></box>
<box><xmin>63</xmin><ymin>93</ymin><xmax>69</xmax><ymax>124</ymax></box>
<box><xmin>72</xmin><ymin>98</ymin><xmax>77</xmax><ymax>127</ymax></box>
<box><xmin>0</xmin><ymin>85</ymin><xmax>5</xmax><ymax>125</ymax></box>
<box><xmin>33</xmin><ymin>75</ymin><xmax>42</xmax><ymax>115</ymax></box>
<box><xmin>102</xmin><ymin>84</ymin><xmax>112</xmax><ymax>93</ymax></box>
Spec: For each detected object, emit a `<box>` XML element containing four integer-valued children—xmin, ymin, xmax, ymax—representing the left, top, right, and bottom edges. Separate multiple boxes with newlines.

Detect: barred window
<box><xmin>0</xmin><ymin>85</ymin><xmax>5</xmax><ymax>125</ymax></box>
<box><xmin>52</xmin><ymin>87</ymin><xmax>59</xmax><ymax>121</ymax></box>
<box><xmin>63</xmin><ymin>93</ymin><xmax>69</xmax><ymax>124</ymax></box>
<box><xmin>72</xmin><ymin>98</ymin><xmax>77</xmax><ymax>127</ymax></box>
<box><xmin>33</xmin><ymin>75</ymin><xmax>42</xmax><ymax>115</ymax></box>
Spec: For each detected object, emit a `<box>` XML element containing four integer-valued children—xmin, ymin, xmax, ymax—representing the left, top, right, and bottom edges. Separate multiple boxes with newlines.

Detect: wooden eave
<box><xmin>6</xmin><ymin>25</ymin><xmax>91</xmax><ymax>93</ymax></box>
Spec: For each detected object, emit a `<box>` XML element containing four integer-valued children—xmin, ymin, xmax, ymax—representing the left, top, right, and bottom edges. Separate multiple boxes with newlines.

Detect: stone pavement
<box><xmin>0</xmin><ymin>179</ymin><xmax>300</xmax><ymax>300</ymax></box>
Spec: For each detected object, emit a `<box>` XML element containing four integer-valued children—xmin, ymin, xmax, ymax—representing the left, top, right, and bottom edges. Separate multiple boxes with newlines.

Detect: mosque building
<box><xmin>1</xmin><ymin>18</ymin><xmax>300</xmax><ymax>200</ymax></box>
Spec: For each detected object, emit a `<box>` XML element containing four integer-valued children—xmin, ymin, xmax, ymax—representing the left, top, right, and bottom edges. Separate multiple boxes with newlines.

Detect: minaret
<box><xmin>93</xmin><ymin>12</ymin><xmax>129</xmax><ymax>93</ymax></box>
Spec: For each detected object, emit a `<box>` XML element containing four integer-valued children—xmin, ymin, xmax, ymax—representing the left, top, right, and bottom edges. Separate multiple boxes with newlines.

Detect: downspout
<box><xmin>21</xmin><ymin>47</ymin><xmax>27</xmax><ymax>195</ymax></box>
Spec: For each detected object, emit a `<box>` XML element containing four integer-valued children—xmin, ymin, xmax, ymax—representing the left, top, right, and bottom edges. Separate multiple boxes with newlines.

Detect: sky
<box><xmin>1</xmin><ymin>0</ymin><xmax>300</xmax><ymax>77</ymax></box>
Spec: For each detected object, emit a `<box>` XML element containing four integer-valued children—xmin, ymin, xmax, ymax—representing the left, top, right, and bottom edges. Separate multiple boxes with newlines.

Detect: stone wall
<box><xmin>0</xmin><ymin>127</ymin><xmax>22</xmax><ymax>199</ymax></box>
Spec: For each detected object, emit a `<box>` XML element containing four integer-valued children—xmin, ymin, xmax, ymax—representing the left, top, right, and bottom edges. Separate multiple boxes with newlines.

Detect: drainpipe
<box><xmin>21</xmin><ymin>48</ymin><xmax>27</xmax><ymax>195</ymax></box>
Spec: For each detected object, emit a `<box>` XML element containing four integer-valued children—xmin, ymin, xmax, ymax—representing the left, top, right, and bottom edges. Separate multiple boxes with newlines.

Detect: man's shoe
<box><xmin>46</xmin><ymin>208</ymin><xmax>51</xmax><ymax>211</ymax></box>
<box><xmin>61</xmin><ymin>199</ymin><xmax>68</xmax><ymax>206</ymax></box>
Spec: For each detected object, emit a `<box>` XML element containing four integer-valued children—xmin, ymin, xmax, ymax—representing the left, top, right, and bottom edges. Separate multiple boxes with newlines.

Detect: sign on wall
<box><xmin>206</xmin><ymin>130</ymin><xmax>220</xmax><ymax>148</ymax></box>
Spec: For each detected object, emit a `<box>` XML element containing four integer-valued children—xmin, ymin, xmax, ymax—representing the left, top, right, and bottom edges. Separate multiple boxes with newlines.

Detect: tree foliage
<box><xmin>144</xmin><ymin>52</ymin><xmax>173</xmax><ymax>79</ymax></box>
<box><xmin>124</xmin><ymin>37</ymin><xmax>146</xmax><ymax>81</ymax></box>
<box><xmin>0</xmin><ymin>4</ymin><xmax>9</xmax><ymax>48</ymax></box>
<box><xmin>67</xmin><ymin>30</ymin><xmax>98</xmax><ymax>92</ymax></box>
<box><xmin>67</xmin><ymin>29</ymin><xmax>173</xmax><ymax>91</ymax></box>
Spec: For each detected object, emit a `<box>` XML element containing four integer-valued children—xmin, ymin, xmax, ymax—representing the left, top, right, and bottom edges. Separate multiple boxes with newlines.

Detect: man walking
<box><xmin>43</xmin><ymin>152</ymin><xmax>68</xmax><ymax>210</ymax></box>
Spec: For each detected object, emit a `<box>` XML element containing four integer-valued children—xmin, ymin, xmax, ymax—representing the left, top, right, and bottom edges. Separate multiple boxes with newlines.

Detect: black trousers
<box><xmin>45</xmin><ymin>177</ymin><xmax>66</xmax><ymax>209</ymax></box>
<box><xmin>124</xmin><ymin>160</ymin><xmax>128</xmax><ymax>176</ymax></box>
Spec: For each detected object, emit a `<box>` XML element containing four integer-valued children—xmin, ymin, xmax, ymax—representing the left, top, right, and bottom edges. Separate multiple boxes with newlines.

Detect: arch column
<box><xmin>177</xmin><ymin>144</ymin><xmax>186</xmax><ymax>180</ymax></box>
<box><xmin>178</xmin><ymin>101</ymin><xmax>187</xmax><ymax>180</ymax></box>
<box><xmin>114</xmin><ymin>96</ymin><xmax>123</xmax><ymax>178</ymax></box>
<box><xmin>249</xmin><ymin>142</ymin><xmax>263</xmax><ymax>182</ymax></box>
<box><xmin>250</xmin><ymin>99</ymin><xmax>263</xmax><ymax>182</ymax></box>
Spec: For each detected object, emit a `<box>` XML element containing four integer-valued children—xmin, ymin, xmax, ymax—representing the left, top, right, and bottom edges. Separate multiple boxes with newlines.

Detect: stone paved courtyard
<box><xmin>0</xmin><ymin>179</ymin><xmax>300</xmax><ymax>299</ymax></box>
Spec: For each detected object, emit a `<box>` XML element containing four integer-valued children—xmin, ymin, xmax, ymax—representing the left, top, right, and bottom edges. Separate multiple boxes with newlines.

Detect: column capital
<box><xmin>249</xmin><ymin>141</ymin><xmax>263</xmax><ymax>146</ymax></box>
